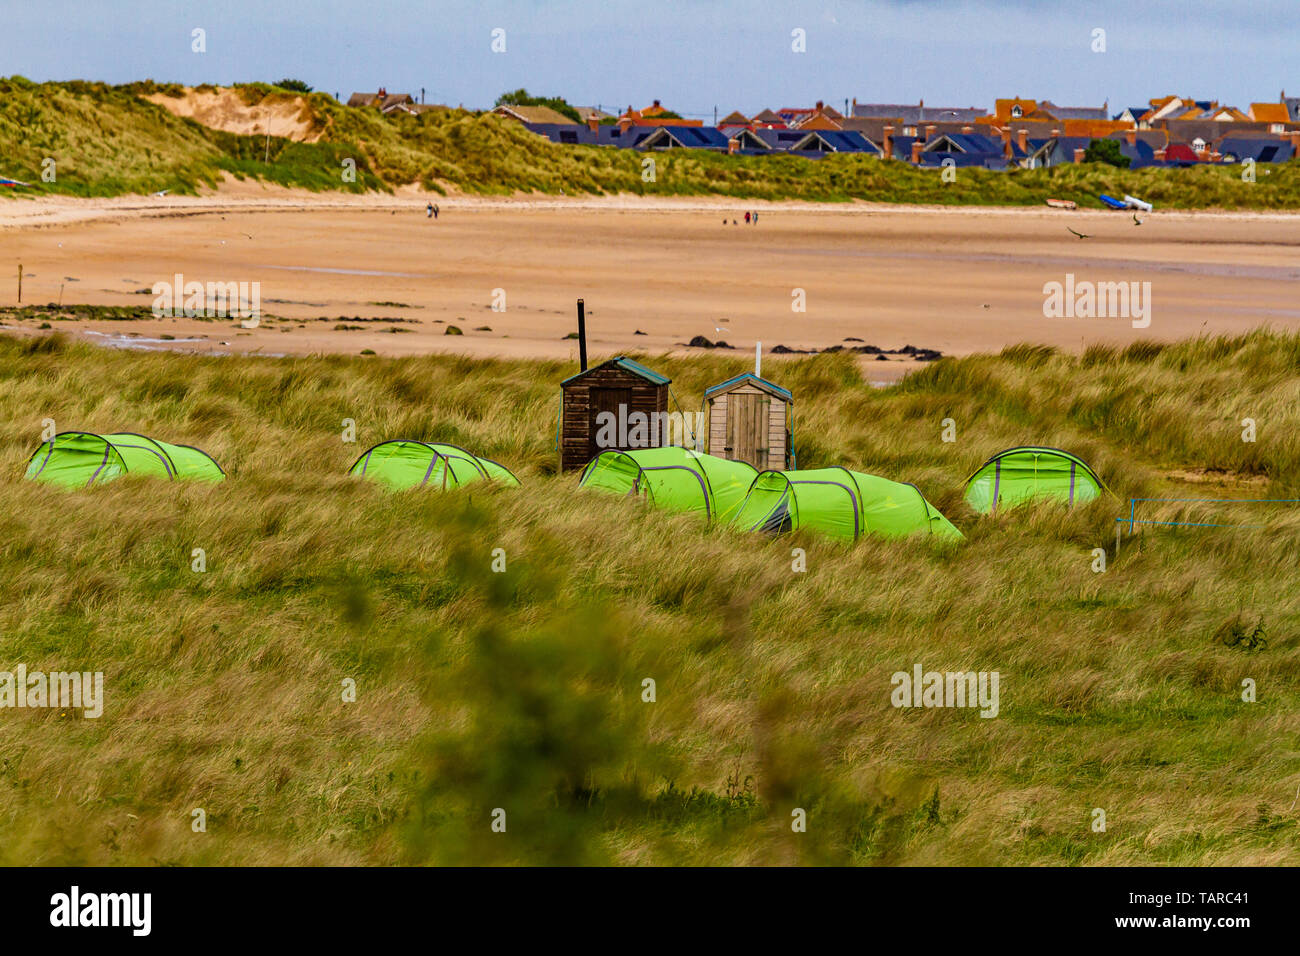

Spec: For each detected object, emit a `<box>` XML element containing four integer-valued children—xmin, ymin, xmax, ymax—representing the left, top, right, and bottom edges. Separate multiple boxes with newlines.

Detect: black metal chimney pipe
<box><xmin>577</xmin><ymin>298</ymin><xmax>588</xmax><ymax>371</ymax></box>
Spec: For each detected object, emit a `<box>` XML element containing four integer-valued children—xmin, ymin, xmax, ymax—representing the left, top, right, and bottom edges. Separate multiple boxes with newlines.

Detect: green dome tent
<box><xmin>578</xmin><ymin>447</ymin><xmax>757</xmax><ymax>523</ymax></box>
<box><xmin>24</xmin><ymin>432</ymin><xmax>225</xmax><ymax>488</ymax></box>
<box><xmin>730</xmin><ymin>467</ymin><xmax>962</xmax><ymax>543</ymax></box>
<box><xmin>349</xmin><ymin>440</ymin><xmax>519</xmax><ymax>491</ymax></box>
<box><xmin>964</xmin><ymin>446</ymin><xmax>1107</xmax><ymax>514</ymax></box>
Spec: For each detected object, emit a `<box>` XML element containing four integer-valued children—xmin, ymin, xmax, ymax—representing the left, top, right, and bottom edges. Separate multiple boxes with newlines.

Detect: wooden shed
<box><xmin>702</xmin><ymin>372</ymin><xmax>794</xmax><ymax>471</ymax></box>
<box><xmin>560</xmin><ymin>356</ymin><xmax>672</xmax><ymax>471</ymax></box>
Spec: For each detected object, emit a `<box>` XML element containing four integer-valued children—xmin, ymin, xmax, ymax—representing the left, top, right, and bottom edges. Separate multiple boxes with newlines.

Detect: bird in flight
<box><xmin>1067</xmin><ymin>227</ymin><xmax>1090</xmax><ymax>239</ymax></box>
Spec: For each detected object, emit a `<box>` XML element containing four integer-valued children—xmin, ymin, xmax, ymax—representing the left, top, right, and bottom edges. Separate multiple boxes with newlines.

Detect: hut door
<box><xmin>589</xmin><ymin>387</ymin><xmax>632</xmax><ymax>457</ymax></box>
<box><xmin>726</xmin><ymin>393</ymin><xmax>767</xmax><ymax>469</ymax></box>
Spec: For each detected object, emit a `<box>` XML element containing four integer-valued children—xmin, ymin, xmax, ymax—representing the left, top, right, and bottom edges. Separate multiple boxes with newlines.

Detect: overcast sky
<box><xmin>4</xmin><ymin>1</ymin><xmax>1297</xmax><ymax>118</ymax></box>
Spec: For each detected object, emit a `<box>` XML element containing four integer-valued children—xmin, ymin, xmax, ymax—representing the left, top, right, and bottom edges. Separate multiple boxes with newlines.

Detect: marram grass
<box><xmin>2</xmin><ymin>77</ymin><xmax>1300</xmax><ymax>209</ymax></box>
<box><xmin>0</xmin><ymin>332</ymin><xmax>1297</xmax><ymax>864</ymax></box>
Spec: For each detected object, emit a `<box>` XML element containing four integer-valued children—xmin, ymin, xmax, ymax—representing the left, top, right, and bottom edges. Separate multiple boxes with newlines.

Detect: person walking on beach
<box><xmin>426</xmin><ymin>202</ymin><xmax>433</xmax><ymax>218</ymax></box>
<box><xmin>744</xmin><ymin>211</ymin><xmax>751</xmax><ymax>224</ymax></box>
<box><xmin>433</xmin><ymin>204</ymin><xmax>440</xmax><ymax>220</ymax></box>
<box><xmin>752</xmin><ymin>211</ymin><xmax>758</xmax><ymax>225</ymax></box>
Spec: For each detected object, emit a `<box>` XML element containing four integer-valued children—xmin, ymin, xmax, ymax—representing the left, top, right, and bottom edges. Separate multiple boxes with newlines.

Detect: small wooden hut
<box><xmin>560</xmin><ymin>356</ymin><xmax>671</xmax><ymax>471</ymax></box>
<box><xmin>702</xmin><ymin>372</ymin><xmax>794</xmax><ymax>471</ymax></box>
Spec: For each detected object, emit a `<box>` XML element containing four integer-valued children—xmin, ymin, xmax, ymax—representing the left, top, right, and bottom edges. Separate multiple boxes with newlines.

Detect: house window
<box><xmin>560</xmin><ymin>130</ymin><xmax>577</xmax><ymax>144</ymax></box>
<box><xmin>1011</xmin><ymin>105</ymin><xmax>1023</xmax><ymax>118</ymax></box>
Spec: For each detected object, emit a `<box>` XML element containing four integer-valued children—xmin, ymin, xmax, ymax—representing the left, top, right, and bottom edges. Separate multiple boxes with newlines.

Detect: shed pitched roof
<box><xmin>704</xmin><ymin>373</ymin><xmax>793</xmax><ymax>402</ymax></box>
<box><xmin>562</xmin><ymin>357</ymin><xmax>671</xmax><ymax>386</ymax></box>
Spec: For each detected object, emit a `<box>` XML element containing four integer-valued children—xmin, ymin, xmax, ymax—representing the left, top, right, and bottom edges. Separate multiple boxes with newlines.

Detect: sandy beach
<box><xmin>3</xmin><ymin>183</ymin><xmax>1299</xmax><ymax>379</ymax></box>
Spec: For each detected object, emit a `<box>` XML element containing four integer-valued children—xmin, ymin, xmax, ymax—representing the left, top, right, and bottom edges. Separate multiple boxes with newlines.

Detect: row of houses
<box><xmin>345</xmin><ymin>88</ymin><xmax>1300</xmax><ymax>168</ymax></box>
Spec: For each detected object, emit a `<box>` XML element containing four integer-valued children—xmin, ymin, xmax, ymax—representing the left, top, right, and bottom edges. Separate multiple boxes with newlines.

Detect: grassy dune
<box><xmin>0</xmin><ymin>332</ymin><xmax>1296</xmax><ymax>864</ymax></box>
<box><xmin>2</xmin><ymin>78</ymin><xmax>1300</xmax><ymax>208</ymax></box>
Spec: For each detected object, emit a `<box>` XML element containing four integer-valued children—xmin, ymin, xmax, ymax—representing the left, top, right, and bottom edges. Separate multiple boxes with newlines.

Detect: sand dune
<box><xmin>144</xmin><ymin>87</ymin><xmax>322</xmax><ymax>142</ymax></box>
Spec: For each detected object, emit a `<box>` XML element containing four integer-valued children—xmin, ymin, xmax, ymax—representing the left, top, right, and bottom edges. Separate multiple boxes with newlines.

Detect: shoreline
<box><xmin>7</xmin><ymin>183</ymin><xmax>1300</xmax><ymax>231</ymax></box>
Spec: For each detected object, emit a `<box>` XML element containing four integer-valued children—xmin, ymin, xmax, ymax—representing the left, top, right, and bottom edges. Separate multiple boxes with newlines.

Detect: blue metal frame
<box><xmin>1117</xmin><ymin>497</ymin><xmax>1300</xmax><ymax>532</ymax></box>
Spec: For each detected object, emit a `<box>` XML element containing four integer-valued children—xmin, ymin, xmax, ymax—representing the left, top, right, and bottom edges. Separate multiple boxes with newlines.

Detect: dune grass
<box><xmin>2</xmin><ymin>77</ymin><xmax>1300</xmax><ymax>209</ymax></box>
<box><xmin>0</xmin><ymin>331</ymin><xmax>1296</xmax><ymax>864</ymax></box>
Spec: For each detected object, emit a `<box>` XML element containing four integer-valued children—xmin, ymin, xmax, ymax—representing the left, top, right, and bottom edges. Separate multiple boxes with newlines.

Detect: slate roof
<box><xmin>792</xmin><ymin>130</ymin><xmax>878</xmax><ymax>153</ymax></box>
<box><xmin>889</xmin><ymin>134</ymin><xmax>920</xmax><ymax>160</ymax></box>
<box><xmin>1105</xmin><ymin>130</ymin><xmax>1169</xmax><ymax>148</ymax></box>
<box><xmin>598</xmin><ymin>125</ymin><xmax>658</xmax><ymax>147</ymax></box>
<box><xmin>851</xmin><ymin>103</ymin><xmax>988</xmax><ymax>124</ymax></box>
<box><xmin>918</xmin><ymin>152</ymin><xmax>1006</xmax><ymax>170</ymax></box>
<box><xmin>526</xmin><ymin>123</ymin><xmax>673</xmax><ymax>148</ymax></box>
<box><xmin>1045</xmin><ymin>137</ymin><xmax>1094</xmax><ymax>163</ymax></box>
<box><xmin>1036</xmin><ymin>101</ymin><xmax>1109</xmax><ymax>120</ymax></box>
<box><xmin>1161</xmin><ymin>120</ymin><xmax>1272</xmax><ymax>144</ymax></box>
<box><xmin>924</xmin><ymin>133</ymin><xmax>1004</xmax><ymax>154</ymax></box>
<box><xmin>838</xmin><ymin>118</ymin><xmax>897</xmax><ymax>141</ymax></box>
<box><xmin>1217</xmin><ymin>138</ymin><xmax>1295</xmax><ymax>163</ymax></box>
<box><xmin>750</xmin><ymin>128</ymin><xmax>817</xmax><ymax>150</ymax></box>
<box><xmin>1117</xmin><ymin>139</ymin><xmax>1158</xmax><ymax>168</ymax></box>
<box><xmin>637</xmin><ymin>126</ymin><xmax>730</xmax><ymax>149</ymax></box>
<box><xmin>524</xmin><ymin>123</ymin><xmax>593</xmax><ymax>144</ymax></box>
